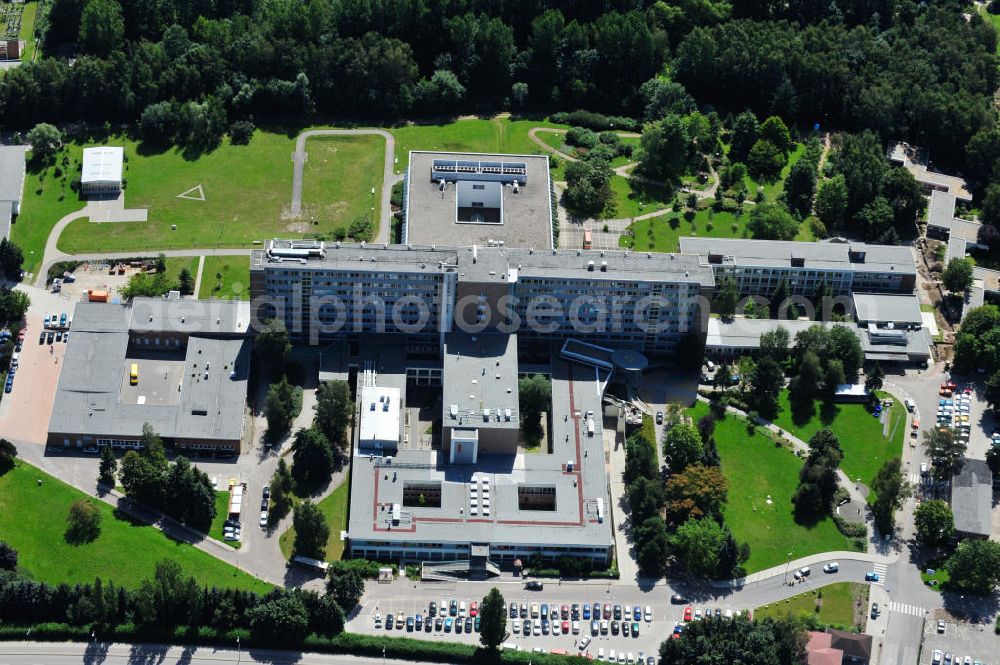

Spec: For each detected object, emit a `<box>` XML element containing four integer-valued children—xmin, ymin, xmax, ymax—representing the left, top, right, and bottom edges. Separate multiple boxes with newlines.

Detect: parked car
<box><xmin>671</xmin><ymin>594</ymin><xmax>686</xmax><ymax>604</ymax></box>
<box><xmin>259</xmin><ymin>511</ymin><xmax>268</xmax><ymax>527</ymax></box>
<box><xmin>525</xmin><ymin>581</ymin><xmax>544</xmax><ymax>591</ymax></box>
<box><xmin>937</xmin><ymin>620</ymin><xmax>946</xmax><ymax>634</ymax></box>
<box><xmin>870</xmin><ymin>603</ymin><xmax>879</xmax><ymax>619</ymax></box>
<box><xmin>823</xmin><ymin>562</ymin><xmax>839</xmax><ymax>573</ymax></box>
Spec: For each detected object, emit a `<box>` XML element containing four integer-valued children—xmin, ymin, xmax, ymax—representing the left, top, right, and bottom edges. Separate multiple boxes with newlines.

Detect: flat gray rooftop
<box><xmin>951</xmin><ymin>458</ymin><xmax>992</xmax><ymax>538</ymax></box>
<box><xmin>679</xmin><ymin>238</ymin><xmax>915</xmax><ymax>275</ymax></box>
<box><xmin>705</xmin><ymin>318</ymin><xmax>931</xmax><ymax>361</ymax></box>
<box><xmin>852</xmin><ymin>293</ymin><xmax>923</xmax><ymax>327</ymax></box>
<box><xmin>48</xmin><ymin>300</ymin><xmax>250</xmax><ymax>442</ymax></box>
<box><xmin>442</xmin><ymin>333</ymin><xmax>519</xmax><ymax>430</ymax></box>
<box><xmin>404</xmin><ymin>151</ymin><xmax>553</xmax><ymax>250</ymax></box>
<box><xmin>252</xmin><ymin>243</ymin><xmax>715</xmax><ymax>286</ymax></box>
<box><xmin>348</xmin><ymin>354</ymin><xmax>613</xmax><ymax>549</ymax></box>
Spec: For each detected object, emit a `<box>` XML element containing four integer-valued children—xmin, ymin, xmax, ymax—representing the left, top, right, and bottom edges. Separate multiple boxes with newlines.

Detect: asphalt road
<box><xmin>0</xmin><ymin>641</ymin><xmax>447</xmax><ymax>665</ymax></box>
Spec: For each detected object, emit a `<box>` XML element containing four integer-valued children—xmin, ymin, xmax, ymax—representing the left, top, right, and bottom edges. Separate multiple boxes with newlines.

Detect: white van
<box><xmin>905</xmin><ymin>398</ymin><xmax>916</xmax><ymax>412</ymax></box>
<box><xmin>706</xmin><ymin>359</ymin><xmax>716</xmax><ymax>371</ymax></box>
<box><xmin>598</xmin><ymin>648</ymin><xmax>605</xmax><ymax>661</ymax></box>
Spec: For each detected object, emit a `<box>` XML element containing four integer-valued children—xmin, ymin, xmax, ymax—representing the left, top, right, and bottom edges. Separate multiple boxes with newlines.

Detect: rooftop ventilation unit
<box><xmin>587</xmin><ymin>260</ymin><xmax>595</xmax><ymax>271</ymax></box>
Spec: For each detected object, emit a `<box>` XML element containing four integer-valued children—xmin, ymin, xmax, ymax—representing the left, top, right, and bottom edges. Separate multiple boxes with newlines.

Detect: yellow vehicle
<box><xmin>129</xmin><ymin>363</ymin><xmax>139</xmax><ymax>385</ymax></box>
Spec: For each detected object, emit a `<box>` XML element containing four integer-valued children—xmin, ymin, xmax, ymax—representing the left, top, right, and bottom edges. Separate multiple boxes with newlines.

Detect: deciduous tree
<box><xmin>292</xmin><ymin>500</ymin><xmax>330</xmax><ymax>560</ymax></box>
<box><xmin>914</xmin><ymin>499</ymin><xmax>954</xmax><ymax>547</ymax></box>
<box><xmin>478</xmin><ymin>587</ymin><xmax>506</xmax><ymax>650</ymax></box>
<box><xmin>662</xmin><ymin>423</ymin><xmax>703</xmax><ymax>472</ymax></box>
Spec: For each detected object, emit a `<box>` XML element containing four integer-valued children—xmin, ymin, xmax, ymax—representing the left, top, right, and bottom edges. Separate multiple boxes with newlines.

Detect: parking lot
<box><xmin>923</xmin><ymin>616</ymin><xmax>1000</xmax><ymax>665</ymax></box>
<box><xmin>348</xmin><ymin>592</ymin><xmax>756</xmax><ymax>662</ymax></box>
<box><xmin>0</xmin><ymin>294</ymin><xmax>70</xmax><ymax>443</ymax></box>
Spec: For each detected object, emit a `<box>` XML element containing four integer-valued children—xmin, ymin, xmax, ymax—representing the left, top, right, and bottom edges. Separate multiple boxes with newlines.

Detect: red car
<box><xmin>603</xmin><ymin>604</ymin><xmax>612</xmax><ymax>619</ymax></box>
<box><xmin>469</xmin><ymin>601</ymin><xmax>478</xmax><ymax>617</ymax></box>
<box><xmin>683</xmin><ymin>607</ymin><xmax>693</xmax><ymax>622</ymax></box>
<box><xmin>562</xmin><ymin>620</ymin><xmax>570</xmax><ymax>633</ymax></box>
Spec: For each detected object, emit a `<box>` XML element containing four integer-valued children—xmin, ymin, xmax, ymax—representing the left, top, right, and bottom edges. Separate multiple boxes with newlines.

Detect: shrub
<box><xmin>229</xmin><ymin>120</ymin><xmax>255</xmax><ymax>145</ymax></box>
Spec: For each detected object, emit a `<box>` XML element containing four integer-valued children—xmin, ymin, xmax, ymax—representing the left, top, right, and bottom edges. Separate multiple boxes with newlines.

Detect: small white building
<box><xmin>359</xmin><ymin>386</ymin><xmax>401</xmax><ymax>451</ymax></box>
<box><xmin>81</xmin><ymin>146</ymin><xmax>123</xmax><ymax>194</ymax></box>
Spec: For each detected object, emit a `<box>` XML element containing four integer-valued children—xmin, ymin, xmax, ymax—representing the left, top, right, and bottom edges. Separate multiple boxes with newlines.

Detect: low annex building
<box><xmin>0</xmin><ymin>145</ymin><xmax>26</xmax><ymax>239</ymax></box>
<box><xmin>47</xmin><ymin>298</ymin><xmax>251</xmax><ymax>454</ymax></box>
<box><xmin>81</xmin><ymin>146</ymin><xmax>124</xmax><ymax>195</ymax></box>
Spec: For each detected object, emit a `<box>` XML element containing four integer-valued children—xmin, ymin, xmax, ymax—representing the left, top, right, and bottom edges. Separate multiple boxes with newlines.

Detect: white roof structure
<box><xmin>359</xmin><ymin>386</ymin><xmax>401</xmax><ymax>449</ymax></box>
<box><xmin>81</xmin><ymin>147</ymin><xmax>123</xmax><ymax>185</ymax></box>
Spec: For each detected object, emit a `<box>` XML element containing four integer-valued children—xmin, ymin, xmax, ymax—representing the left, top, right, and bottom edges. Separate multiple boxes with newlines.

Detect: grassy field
<box><xmin>16</xmin><ymin>1</ymin><xmax>38</xmax><ymax>62</ymax></box>
<box><xmin>164</xmin><ymin>256</ymin><xmax>199</xmax><ymax>290</ymax></box>
<box><xmin>198</xmin><ymin>255</ymin><xmax>251</xmax><ymax>300</ymax></box>
<box><xmin>756</xmin><ymin>582</ymin><xmax>864</xmax><ymax>629</ymax></box>
<box><xmin>279</xmin><ymin>471</ymin><xmax>351</xmax><ymax>562</ymax></box>
<box><xmin>688</xmin><ymin>402</ymin><xmax>853</xmax><ymax>572</ymax></box>
<box><xmin>0</xmin><ymin>461</ymin><xmax>270</xmax><ymax>591</ymax></box>
<box><xmin>208</xmin><ymin>490</ymin><xmax>235</xmax><ymax>546</ymax></box>
<box><xmin>605</xmin><ymin>175</ymin><xmax>673</xmax><ymax>219</ymax></box>
<box><xmin>389</xmin><ymin>117</ymin><xmax>569</xmax><ymax>172</ymax></box>
<box><xmin>300</xmin><ymin>134</ymin><xmax>384</xmax><ymax>231</ymax></box>
<box><xmin>621</xmin><ymin>209</ymin><xmax>744</xmax><ymax>251</ymax></box>
<box><xmin>772</xmin><ymin>390</ymin><xmax>905</xmax><ymax>502</ymax></box>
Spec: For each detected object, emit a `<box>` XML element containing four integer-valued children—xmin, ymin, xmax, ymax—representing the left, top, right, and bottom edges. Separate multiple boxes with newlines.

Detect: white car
<box><xmin>579</xmin><ymin>636</ymin><xmax>591</xmax><ymax>651</ymax></box>
<box><xmin>572</xmin><ymin>620</ymin><xmax>580</xmax><ymax>634</ymax></box>
<box><xmin>644</xmin><ymin>605</ymin><xmax>653</xmax><ymax>622</ymax></box>
<box><xmin>932</xmin><ymin>651</ymin><xmax>942</xmax><ymax>664</ymax></box>
<box><xmin>374</xmin><ymin>612</ymin><xmax>382</xmax><ymax>627</ymax></box>
<box><xmin>823</xmin><ymin>562</ymin><xmax>839</xmax><ymax>573</ymax></box>
<box><xmin>259</xmin><ymin>511</ymin><xmax>268</xmax><ymax>527</ymax></box>
<box><xmin>724</xmin><ymin>609</ymin><xmax>733</xmax><ymax>618</ymax></box>
<box><xmin>512</xmin><ymin>619</ymin><xmax>521</xmax><ymax>632</ymax></box>
<box><xmin>553</xmin><ymin>621</ymin><xmax>561</xmax><ymax>636</ymax></box>
<box><xmin>598</xmin><ymin>648</ymin><xmax>605</xmax><ymax>661</ymax></box>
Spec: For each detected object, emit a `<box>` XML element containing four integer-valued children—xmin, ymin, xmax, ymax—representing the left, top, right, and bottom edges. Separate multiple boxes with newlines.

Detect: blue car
<box><xmin>444</xmin><ymin>618</ymin><xmax>453</xmax><ymax>632</ymax></box>
<box><xmin>592</xmin><ymin>602</ymin><xmax>601</xmax><ymax>618</ymax></box>
<box><xmin>540</xmin><ymin>603</ymin><xmax>548</xmax><ymax>619</ymax></box>
<box><xmin>865</xmin><ymin>571</ymin><xmax>880</xmax><ymax>582</ymax></box>
<box><xmin>633</xmin><ymin>607</ymin><xmax>642</xmax><ymax>621</ymax></box>
<box><xmin>583</xmin><ymin>605</ymin><xmax>591</xmax><ymax>620</ymax></box>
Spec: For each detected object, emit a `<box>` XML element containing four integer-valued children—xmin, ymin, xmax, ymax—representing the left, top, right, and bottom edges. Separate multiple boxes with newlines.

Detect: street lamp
<box><xmin>785</xmin><ymin>552</ymin><xmax>792</xmax><ymax>585</ymax></box>
<box><xmin>236</xmin><ymin>636</ymin><xmax>241</xmax><ymax>664</ymax></box>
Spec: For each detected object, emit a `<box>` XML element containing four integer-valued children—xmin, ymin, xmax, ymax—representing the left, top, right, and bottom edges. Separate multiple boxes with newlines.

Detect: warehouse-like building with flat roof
<box><xmin>47</xmin><ymin>298</ymin><xmax>251</xmax><ymax>454</ymax></box>
<box><xmin>81</xmin><ymin>146</ymin><xmax>124</xmax><ymax>195</ymax></box>
<box><xmin>678</xmin><ymin>237</ymin><xmax>916</xmax><ymax>297</ymax></box>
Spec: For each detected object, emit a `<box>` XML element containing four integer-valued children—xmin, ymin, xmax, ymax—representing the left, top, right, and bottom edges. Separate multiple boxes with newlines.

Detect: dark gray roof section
<box><xmin>679</xmin><ymin>237</ymin><xmax>915</xmax><ymax>275</ymax></box>
<box><xmin>406</xmin><ymin>151</ymin><xmax>553</xmax><ymax>250</ymax></box>
<box><xmin>852</xmin><ymin>293</ymin><xmax>923</xmax><ymax>327</ymax></box>
<box><xmin>442</xmin><ymin>333</ymin><xmax>519</xmax><ymax>430</ymax></box>
<box><xmin>951</xmin><ymin>458</ymin><xmax>992</xmax><ymax>538</ymax></box>
<box><xmin>48</xmin><ymin>300</ymin><xmax>250</xmax><ymax>442</ymax></box>
<box><xmin>0</xmin><ymin>145</ymin><xmax>26</xmax><ymax>239</ymax></box>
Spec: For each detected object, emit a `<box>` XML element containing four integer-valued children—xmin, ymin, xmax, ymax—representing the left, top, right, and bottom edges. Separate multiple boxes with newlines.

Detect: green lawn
<box><xmin>17</xmin><ymin>1</ymin><xmax>38</xmax><ymax>62</ymax></box>
<box><xmin>11</xmin><ymin>148</ymin><xmax>89</xmax><ymax>276</ymax></box>
<box><xmin>979</xmin><ymin>6</ymin><xmax>1000</xmax><ymax>55</ymax></box>
<box><xmin>300</xmin><ymin>134</ymin><xmax>384</xmax><ymax>231</ymax></box>
<box><xmin>198</xmin><ymin>255</ymin><xmax>250</xmax><ymax>300</ymax></box>
<box><xmin>164</xmin><ymin>256</ymin><xmax>199</xmax><ymax>290</ymax></box>
<box><xmin>390</xmin><ymin>117</ymin><xmax>570</xmax><ymax>172</ymax></box>
<box><xmin>604</xmin><ymin>175</ymin><xmax>673</xmax><ymax>219</ymax></box>
<box><xmin>56</xmin><ymin>131</ymin><xmax>304</xmax><ymax>255</ymax></box>
<box><xmin>208</xmin><ymin>490</ymin><xmax>237</xmax><ymax>547</ymax></box>
<box><xmin>756</xmin><ymin>582</ymin><xmax>864</xmax><ymax>629</ymax></box>
<box><xmin>621</xmin><ymin>209</ymin><xmax>746</xmax><ymax>251</ymax></box>
<box><xmin>688</xmin><ymin>401</ymin><xmax>853</xmax><ymax>572</ymax></box>
<box><xmin>772</xmin><ymin>390</ymin><xmax>905</xmax><ymax>502</ymax></box>
<box><xmin>279</xmin><ymin>471</ymin><xmax>351</xmax><ymax>562</ymax></box>
<box><xmin>0</xmin><ymin>461</ymin><xmax>270</xmax><ymax>591</ymax></box>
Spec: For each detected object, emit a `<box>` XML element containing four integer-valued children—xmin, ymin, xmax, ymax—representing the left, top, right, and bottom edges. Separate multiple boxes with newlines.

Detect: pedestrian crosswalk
<box><xmin>887</xmin><ymin>601</ymin><xmax>927</xmax><ymax>617</ymax></box>
<box><xmin>871</xmin><ymin>562</ymin><xmax>888</xmax><ymax>586</ymax></box>
<box><xmin>907</xmin><ymin>473</ymin><xmax>921</xmax><ymax>485</ymax></box>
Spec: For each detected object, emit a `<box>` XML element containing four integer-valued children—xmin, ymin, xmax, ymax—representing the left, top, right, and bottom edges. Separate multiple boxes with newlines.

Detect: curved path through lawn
<box><xmin>290</xmin><ymin>129</ymin><xmax>398</xmax><ymax>244</ymax></box>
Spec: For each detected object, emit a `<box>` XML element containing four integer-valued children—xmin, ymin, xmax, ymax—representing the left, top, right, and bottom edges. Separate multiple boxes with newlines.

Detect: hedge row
<box><xmin>0</xmin><ymin>625</ymin><xmax>591</xmax><ymax>665</ymax></box>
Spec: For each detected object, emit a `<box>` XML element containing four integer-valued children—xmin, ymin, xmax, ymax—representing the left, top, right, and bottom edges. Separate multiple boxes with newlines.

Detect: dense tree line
<box><xmin>0</xmin><ymin>0</ymin><xmax>991</xmax><ymax>179</ymax></box>
<box><xmin>659</xmin><ymin>613</ymin><xmax>807</xmax><ymax>665</ymax></box>
<box><xmin>0</xmin><ymin>554</ymin><xmax>344</xmax><ymax>646</ymax></box>
<box><xmin>674</xmin><ymin>6</ymin><xmax>996</xmax><ymax>173</ymax></box>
